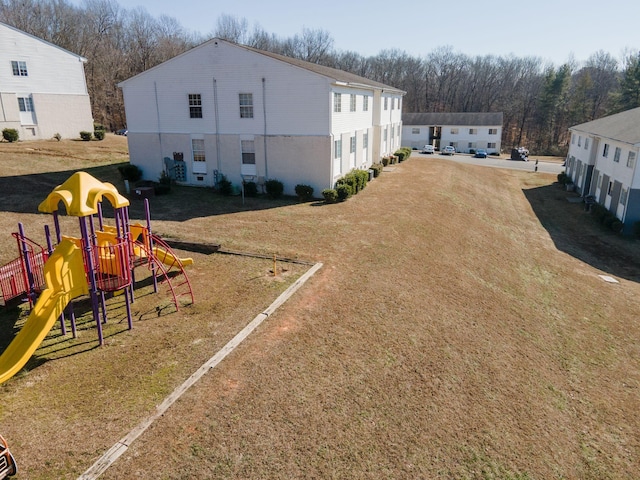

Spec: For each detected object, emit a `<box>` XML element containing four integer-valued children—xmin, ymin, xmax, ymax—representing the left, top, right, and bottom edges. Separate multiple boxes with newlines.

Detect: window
<box><xmin>614</xmin><ymin>147</ymin><xmax>621</xmax><ymax>163</ymax></box>
<box><xmin>607</xmin><ymin>181</ymin><xmax>613</xmax><ymax>195</ymax></box>
<box><xmin>188</xmin><ymin>94</ymin><xmax>202</xmax><ymax>118</ymax></box>
<box><xmin>363</xmin><ymin>95</ymin><xmax>369</xmax><ymax>112</ymax></box>
<box><xmin>468</xmin><ymin>142</ymin><xmax>476</xmax><ymax>149</ymax></box>
<box><xmin>350</xmin><ymin>94</ymin><xmax>356</xmax><ymax>112</ymax></box>
<box><xmin>350</xmin><ymin>136</ymin><xmax>356</xmax><ymax>154</ymax></box>
<box><xmin>627</xmin><ymin>152</ymin><xmax>636</xmax><ymax>168</ymax></box>
<box><xmin>192</xmin><ymin>139</ymin><xmax>205</xmax><ymax>162</ymax></box>
<box><xmin>11</xmin><ymin>60</ymin><xmax>27</xmax><ymax>76</ymax></box>
<box><xmin>239</xmin><ymin>93</ymin><xmax>253</xmax><ymax>118</ymax></box>
<box><xmin>363</xmin><ymin>132</ymin><xmax>368</xmax><ymax>149</ymax></box>
<box><xmin>487</xmin><ymin>142</ymin><xmax>496</xmax><ymax>149</ymax></box>
<box><xmin>585</xmin><ymin>138</ymin><xmax>589</xmax><ymax>149</ymax></box>
<box><xmin>241</xmin><ymin>140</ymin><xmax>255</xmax><ymax>165</ymax></box>
<box><xmin>450</xmin><ymin>128</ymin><xmax>459</xmax><ymax>134</ymax></box>
<box><xmin>488</xmin><ymin>128</ymin><xmax>497</xmax><ymax>135</ymax></box>
<box><xmin>621</xmin><ymin>188</ymin><xmax>628</xmax><ymax>205</ymax></box>
<box><xmin>334</xmin><ymin>139</ymin><xmax>342</xmax><ymax>159</ymax></box>
<box><xmin>334</xmin><ymin>93</ymin><xmax>341</xmax><ymax>112</ymax></box>
<box><xmin>571</xmin><ymin>134</ymin><xmax>575</xmax><ymax>144</ymax></box>
<box><xmin>18</xmin><ymin>97</ymin><xmax>34</xmax><ymax>112</ymax></box>
<box><xmin>384</xmin><ymin>97</ymin><xmax>388</xmax><ymax>110</ymax></box>
<box><xmin>469</xmin><ymin>128</ymin><xmax>477</xmax><ymax>135</ymax></box>
<box><xmin>598</xmin><ymin>174</ymin><xmax>603</xmax><ymax>188</ymax></box>
<box><xmin>578</xmin><ymin>136</ymin><xmax>581</xmax><ymax>147</ymax></box>
<box><xmin>603</xmin><ymin>144</ymin><xmax>609</xmax><ymax>157</ymax></box>
<box><xmin>412</xmin><ymin>128</ymin><xmax>420</xmax><ymax>134</ymax></box>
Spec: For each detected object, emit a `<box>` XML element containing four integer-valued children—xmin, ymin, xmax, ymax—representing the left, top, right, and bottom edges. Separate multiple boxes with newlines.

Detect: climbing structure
<box><xmin>0</xmin><ymin>171</ymin><xmax>194</xmax><ymax>385</ymax></box>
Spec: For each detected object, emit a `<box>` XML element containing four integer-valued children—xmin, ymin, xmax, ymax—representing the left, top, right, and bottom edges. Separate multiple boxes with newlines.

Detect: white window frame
<box><xmin>450</xmin><ymin>128</ymin><xmax>459</xmax><ymax>135</ymax></box>
<box><xmin>603</xmin><ymin>144</ymin><xmax>609</xmax><ymax>157</ymax></box>
<box><xmin>363</xmin><ymin>95</ymin><xmax>369</xmax><ymax>112</ymax></box>
<box><xmin>488</xmin><ymin>128</ymin><xmax>497</xmax><ymax>135</ymax></box>
<box><xmin>191</xmin><ymin>138</ymin><xmax>206</xmax><ymax>174</ymax></box>
<box><xmin>334</xmin><ymin>93</ymin><xmax>341</xmax><ymax>113</ymax></box>
<box><xmin>188</xmin><ymin>94</ymin><xmax>202</xmax><ymax>119</ymax></box>
<box><xmin>627</xmin><ymin>152</ymin><xmax>636</xmax><ymax>168</ymax></box>
<box><xmin>469</xmin><ymin>128</ymin><xmax>477</xmax><ymax>135</ymax></box>
<box><xmin>350</xmin><ymin>94</ymin><xmax>356</xmax><ymax>112</ymax></box>
<box><xmin>239</xmin><ymin>93</ymin><xmax>254</xmax><ymax>118</ymax></box>
<box><xmin>11</xmin><ymin>60</ymin><xmax>28</xmax><ymax>76</ymax></box>
<box><xmin>614</xmin><ymin>147</ymin><xmax>621</xmax><ymax>163</ymax></box>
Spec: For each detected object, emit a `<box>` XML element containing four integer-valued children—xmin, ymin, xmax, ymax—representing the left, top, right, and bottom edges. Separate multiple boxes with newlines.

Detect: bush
<box><xmin>557</xmin><ymin>171</ymin><xmax>571</xmax><ymax>185</ymax></box>
<box><xmin>370</xmin><ymin>163</ymin><xmax>383</xmax><ymax>177</ymax></box>
<box><xmin>265</xmin><ymin>179</ymin><xmax>284</xmax><ymax>199</ymax></box>
<box><xmin>2</xmin><ymin>128</ymin><xmax>18</xmax><ymax>142</ymax></box>
<box><xmin>295</xmin><ymin>184</ymin><xmax>314</xmax><ymax>201</ymax></box>
<box><xmin>381</xmin><ymin>156</ymin><xmax>390</xmax><ymax>167</ymax></box>
<box><xmin>217</xmin><ymin>174</ymin><xmax>233</xmax><ymax>196</ymax></box>
<box><xmin>322</xmin><ymin>188</ymin><xmax>338</xmax><ymax>204</ymax></box>
<box><xmin>93</xmin><ymin>129</ymin><xmax>105</xmax><ymax>140</ymax></box>
<box><xmin>336</xmin><ymin>184</ymin><xmax>353</xmax><ymax>201</ymax></box>
<box><xmin>394</xmin><ymin>147</ymin><xmax>412</xmax><ymax>162</ymax></box>
<box><xmin>243</xmin><ymin>181</ymin><xmax>258</xmax><ymax>197</ymax></box>
<box><xmin>79</xmin><ymin>131</ymin><xmax>92</xmax><ymax>141</ymax></box>
<box><xmin>117</xmin><ymin>164</ymin><xmax>143</xmax><ymax>182</ymax></box>
<box><xmin>53</xmin><ymin>133</ymin><xmax>61</xmax><ymax>141</ymax></box>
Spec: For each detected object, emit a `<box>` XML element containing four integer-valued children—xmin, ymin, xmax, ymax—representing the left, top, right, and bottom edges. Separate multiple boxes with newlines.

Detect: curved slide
<box><xmin>0</xmin><ymin>240</ymin><xmax>89</xmax><ymax>385</ymax></box>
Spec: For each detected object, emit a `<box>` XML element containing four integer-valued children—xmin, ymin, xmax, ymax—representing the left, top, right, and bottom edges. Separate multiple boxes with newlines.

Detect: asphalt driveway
<box><xmin>417</xmin><ymin>151</ymin><xmax>565</xmax><ymax>175</ymax></box>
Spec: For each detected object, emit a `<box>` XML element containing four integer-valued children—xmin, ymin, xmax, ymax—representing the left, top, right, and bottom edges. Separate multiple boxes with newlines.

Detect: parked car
<box><xmin>0</xmin><ymin>434</ymin><xmax>17</xmax><ymax>478</ymax></box>
<box><xmin>115</xmin><ymin>128</ymin><xmax>128</xmax><ymax>136</ymax></box>
<box><xmin>442</xmin><ymin>146</ymin><xmax>455</xmax><ymax>155</ymax></box>
<box><xmin>421</xmin><ymin>144</ymin><xmax>435</xmax><ymax>154</ymax></box>
<box><xmin>474</xmin><ymin>149</ymin><xmax>488</xmax><ymax>158</ymax></box>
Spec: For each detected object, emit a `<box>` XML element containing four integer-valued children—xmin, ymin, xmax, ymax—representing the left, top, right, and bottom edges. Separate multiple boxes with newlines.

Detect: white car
<box><xmin>442</xmin><ymin>146</ymin><xmax>455</xmax><ymax>155</ymax></box>
<box><xmin>421</xmin><ymin>144</ymin><xmax>435</xmax><ymax>154</ymax></box>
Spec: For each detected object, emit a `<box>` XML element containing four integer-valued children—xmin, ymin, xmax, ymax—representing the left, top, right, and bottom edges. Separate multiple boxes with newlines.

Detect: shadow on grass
<box><xmin>0</xmin><ymin>164</ymin><xmax>304</xmax><ymax>221</ymax></box>
<box><xmin>523</xmin><ymin>182</ymin><xmax>640</xmax><ymax>283</ymax></box>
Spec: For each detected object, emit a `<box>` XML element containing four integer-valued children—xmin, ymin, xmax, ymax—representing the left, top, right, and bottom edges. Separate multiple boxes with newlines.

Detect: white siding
<box><xmin>0</xmin><ymin>22</ymin><xmax>93</xmax><ymax>140</ymax></box>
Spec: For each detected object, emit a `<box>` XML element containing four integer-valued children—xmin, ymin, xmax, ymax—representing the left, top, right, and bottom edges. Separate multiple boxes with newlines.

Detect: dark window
<box><xmin>189</xmin><ymin>94</ymin><xmax>202</xmax><ymax>118</ymax></box>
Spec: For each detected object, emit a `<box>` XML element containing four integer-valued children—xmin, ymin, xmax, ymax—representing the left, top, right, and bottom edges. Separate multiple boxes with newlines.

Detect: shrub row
<box><xmin>393</xmin><ymin>147</ymin><xmax>412</xmax><ymax>162</ymax></box>
<box><xmin>591</xmin><ymin>203</ymin><xmax>623</xmax><ymax>233</ymax></box>
<box><xmin>323</xmin><ymin>169</ymin><xmax>370</xmax><ymax>203</ymax></box>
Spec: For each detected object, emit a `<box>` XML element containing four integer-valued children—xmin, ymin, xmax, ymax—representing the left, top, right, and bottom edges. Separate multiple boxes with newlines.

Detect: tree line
<box><xmin>2</xmin><ymin>0</ymin><xmax>639</xmax><ymax>155</ymax></box>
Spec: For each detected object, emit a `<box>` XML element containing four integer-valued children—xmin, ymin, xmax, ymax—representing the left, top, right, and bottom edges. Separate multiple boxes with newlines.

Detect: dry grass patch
<box><xmin>1</xmin><ymin>142</ymin><xmax>640</xmax><ymax>479</ymax></box>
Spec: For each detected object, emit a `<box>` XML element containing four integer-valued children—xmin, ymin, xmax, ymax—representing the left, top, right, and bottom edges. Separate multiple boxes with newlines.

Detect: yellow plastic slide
<box><xmin>0</xmin><ymin>240</ymin><xmax>88</xmax><ymax>385</ymax></box>
<box><xmin>152</xmin><ymin>246</ymin><xmax>193</xmax><ymax>267</ymax></box>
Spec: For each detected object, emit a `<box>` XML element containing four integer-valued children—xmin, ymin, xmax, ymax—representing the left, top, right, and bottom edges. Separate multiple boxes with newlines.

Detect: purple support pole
<box><xmin>18</xmin><ymin>223</ymin><xmax>36</xmax><ymax>308</ymax></box>
<box><xmin>145</xmin><ymin>198</ymin><xmax>158</xmax><ymax>293</ymax></box>
<box><xmin>115</xmin><ymin>208</ymin><xmax>133</xmax><ymax>329</ymax></box>
<box><xmin>53</xmin><ymin>211</ymin><xmax>62</xmax><ymax>244</ymax></box>
<box><xmin>98</xmin><ymin>203</ymin><xmax>104</xmax><ymax>231</ymax></box>
<box><xmin>80</xmin><ymin>217</ymin><xmax>104</xmax><ymax>346</ymax></box>
<box><xmin>45</xmin><ymin>225</ymin><xmax>67</xmax><ymax>336</ymax></box>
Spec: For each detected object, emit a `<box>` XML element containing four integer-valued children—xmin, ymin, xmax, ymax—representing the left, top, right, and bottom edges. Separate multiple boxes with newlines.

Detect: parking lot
<box><xmin>416</xmin><ymin>150</ymin><xmax>566</xmax><ymax>175</ymax></box>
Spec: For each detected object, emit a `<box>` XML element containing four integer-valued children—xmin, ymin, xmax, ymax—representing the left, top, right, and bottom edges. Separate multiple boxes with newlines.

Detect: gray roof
<box><xmin>403</xmin><ymin>112</ymin><xmax>503</xmax><ymax>126</ymax></box>
<box><xmin>237</xmin><ymin>41</ymin><xmax>405</xmax><ymax>94</ymax></box>
<box><xmin>570</xmin><ymin>107</ymin><xmax>640</xmax><ymax>145</ymax></box>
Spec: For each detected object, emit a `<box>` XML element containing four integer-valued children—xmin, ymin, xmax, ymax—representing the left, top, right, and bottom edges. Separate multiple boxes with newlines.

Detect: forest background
<box><xmin>2</xmin><ymin>0</ymin><xmax>640</xmax><ymax>155</ymax></box>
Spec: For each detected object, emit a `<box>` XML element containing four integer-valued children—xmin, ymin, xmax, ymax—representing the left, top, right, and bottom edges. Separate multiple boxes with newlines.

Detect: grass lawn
<box><xmin>1</xmin><ymin>135</ymin><xmax>639</xmax><ymax>479</ymax></box>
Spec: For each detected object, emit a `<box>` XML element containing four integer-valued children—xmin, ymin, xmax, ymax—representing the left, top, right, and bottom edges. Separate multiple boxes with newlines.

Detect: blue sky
<box><xmin>78</xmin><ymin>0</ymin><xmax>639</xmax><ymax>66</ymax></box>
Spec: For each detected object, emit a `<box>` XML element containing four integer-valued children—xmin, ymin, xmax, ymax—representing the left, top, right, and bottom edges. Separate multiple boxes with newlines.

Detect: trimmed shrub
<box><xmin>336</xmin><ymin>184</ymin><xmax>353</xmax><ymax>201</ymax></box>
<box><xmin>557</xmin><ymin>171</ymin><xmax>570</xmax><ymax>185</ymax></box>
<box><xmin>370</xmin><ymin>163</ymin><xmax>383</xmax><ymax>177</ymax></box>
<box><xmin>265</xmin><ymin>179</ymin><xmax>284</xmax><ymax>199</ymax></box>
<box><xmin>79</xmin><ymin>131</ymin><xmax>92</xmax><ymax>141</ymax></box>
<box><xmin>381</xmin><ymin>156</ymin><xmax>390</xmax><ymax>166</ymax></box>
<box><xmin>93</xmin><ymin>129</ymin><xmax>105</xmax><ymax>140</ymax></box>
<box><xmin>243</xmin><ymin>181</ymin><xmax>258</xmax><ymax>197</ymax></box>
<box><xmin>322</xmin><ymin>188</ymin><xmax>338</xmax><ymax>204</ymax></box>
<box><xmin>295</xmin><ymin>184</ymin><xmax>314</xmax><ymax>201</ymax></box>
<box><xmin>2</xmin><ymin>128</ymin><xmax>18</xmax><ymax>143</ymax></box>
<box><xmin>217</xmin><ymin>174</ymin><xmax>233</xmax><ymax>196</ymax></box>
<box><xmin>117</xmin><ymin>164</ymin><xmax>143</xmax><ymax>182</ymax></box>
<box><xmin>394</xmin><ymin>147</ymin><xmax>412</xmax><ymax>162</ymax></box>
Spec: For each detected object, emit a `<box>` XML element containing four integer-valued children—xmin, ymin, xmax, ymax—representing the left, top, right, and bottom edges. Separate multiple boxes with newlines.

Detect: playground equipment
<box><xmin>0</xmin><ymin>171</ymin><xmax>194</xmax><ymax>385</ymax></box>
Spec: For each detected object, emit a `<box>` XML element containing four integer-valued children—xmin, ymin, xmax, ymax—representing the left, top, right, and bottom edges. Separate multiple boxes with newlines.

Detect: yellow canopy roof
<box><xmin>38</xmin><ymin>171</ymin><xmax>130</xmax><ymax>217</ymax></box>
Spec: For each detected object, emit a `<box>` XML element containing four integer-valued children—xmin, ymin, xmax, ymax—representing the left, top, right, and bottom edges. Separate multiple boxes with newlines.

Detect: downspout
<box><xmin>262</xmin><ymin>77</ymin><xmax>268</xmax><ymax>179</ymax></box>
<box><xmin>213</xmin><ymin>78</ymin><xmax>221</xmax><ymax>182</ymax></box>
<box><xmin>154</xmin><ymin>81</ymin><xmax>163</xmax><ymax>167</ymax></box>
